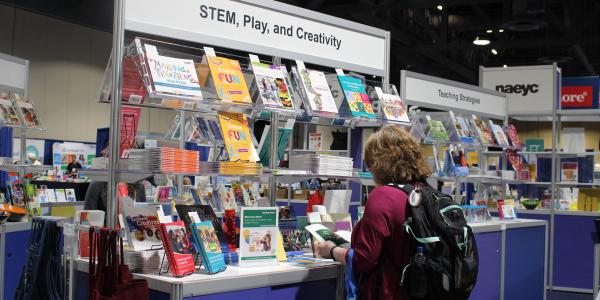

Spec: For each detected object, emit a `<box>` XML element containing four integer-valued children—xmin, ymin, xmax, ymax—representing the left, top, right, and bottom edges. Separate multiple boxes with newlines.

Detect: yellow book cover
<box><xmin>277</xmin><ymin>230</ymin><xmax>287</xmax><ymax>262</ymax></box>
<box><xmin>208</xmin><ymin>56</ymin><xmax>251</xmax><ymax>103</ymax></box>
<box><xmin>218</xmin><ymin>112</ymin><xmax>259</xmax><ymax>162</ymax></box>
<box><xmin>577</xmin><ymin>189</ymin><xmax>587</xmax><ymax>211</ymax></box>
<box><xmin>585</xmin><ymin>190</ymin><xmax>593</xmax><ymax>211</ymax></box>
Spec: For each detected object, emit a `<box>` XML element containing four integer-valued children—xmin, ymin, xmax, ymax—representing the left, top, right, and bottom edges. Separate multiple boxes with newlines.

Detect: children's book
<box><xmin>144</xmin><ymin>44</ymin><xmax>203</xmax><ymax>98</ymax></box>
<box><xmin>217</xmin><ymin>112</ymin><xmax>259</xmax><ymax>162</ymax></box>
<box><xmin>448</xmin><ymin>111</ymin><xmax>473</xmax><ymax>143</ymax></box>
<box><xmin>337</xmin><ymin>74</ymin><xmax>375</xmax><ymax>118</ymax></box>
<box><xmin>506</xmin><ymin>124</ymin><xmax>524</xmax><ymax>148</ymax></box>
<box><xmin>471</xmin><ymin>115</ymin><xmax>493</xmax><ymax>144</ymax></box>
<box><xmin>159</xmin><ymin>220</ymin><xmax>196</xmax><ymax>277</ymax></box>
<box><xmin>190</xmin><ymin>220</ymin><xmax>227</xmax><ymax>274</ymax></box>
<box><xmin>207</xmin><ymin>55</ymin><xmax>251</xmax><ymax>103</ymax></box>
<box><xmin>374</xmin><ymin>87</ymin><xmax>410</xmax><ymax>124</ymax></box>
<box><xmin>55</xmin><ymin>189</ymin><xmax>67</xmax><ymax>202</ymax></box>
<box><xmin>251</xmin><ymin>61</ymin><xmax>294</xmax><ymax>109</ymax></box>
<box><xmin>295</xmin><ymin>61</ymin><xmax>338</xmax><ymax>114</ymax></box>
<box><xmin>561</xmin><ymin>162</ymin><xmax>579</xmax><ymax>183</ymax></box>
<box><xmin>278</xmin><ymin>218</ymin><xmax>311</xmax><ymax>254</ymax></box>
<box><xmin>218</xmin><ymin>184</ymin><xmax>238</xmax><ymax>210</ymax></box>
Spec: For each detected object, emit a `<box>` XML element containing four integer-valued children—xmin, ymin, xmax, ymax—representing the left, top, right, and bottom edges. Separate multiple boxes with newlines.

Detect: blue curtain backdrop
<box><xmin>0</xmin><ymin>127</ymin><xmax>13</xmax><ymax>188</ymax></box>
<box><xmin>43</xmin><ymin>139</ymin><xmax>64</xmax><ymax>166</ymax></box>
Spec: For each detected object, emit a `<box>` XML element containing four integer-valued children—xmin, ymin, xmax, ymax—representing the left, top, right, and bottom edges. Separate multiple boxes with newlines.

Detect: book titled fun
<box><xmin>217</xmin><ymin>112</ymin><xmax>259</xmax><ymax>162</ymax></box>
<box><xmin>208</xmin><ymin>56</ymin><xmax>251</xmax><ymax>103</ymax></box>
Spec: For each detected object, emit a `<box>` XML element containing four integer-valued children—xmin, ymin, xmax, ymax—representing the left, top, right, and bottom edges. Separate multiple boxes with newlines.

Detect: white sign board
<box><xmin>479</xmin><ymin>65</ymin><xmax>558</xmax><ymax>115</ymax></box>
<box><xmin>124</xmin><ymin>0</ymin><xmax>388</xmax><ymax>76</ymax></box>
<box><xmin>402</xmin><ymin>71</ymin><xmax>507</xmax><ymax>119</ymax></box>
<box><xmin>0</xmin><ymin>53</ymin><xmax>27</xmax><ymax>92</ymax></box>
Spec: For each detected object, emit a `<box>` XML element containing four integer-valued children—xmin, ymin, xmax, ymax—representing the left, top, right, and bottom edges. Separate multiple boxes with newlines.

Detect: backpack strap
<box><xmin>386</xmin><ymin>183</ymin><xmax>414</xmax><ymax>195</ymax></box>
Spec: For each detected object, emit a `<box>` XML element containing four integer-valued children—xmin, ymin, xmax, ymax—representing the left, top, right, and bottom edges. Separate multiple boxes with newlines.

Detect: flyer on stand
<box><xmin>239</xmin><ymin>207</ymin><xmax>279</xmax><ymax>267</ymax></box>
<box><xmin>144</xmin><ymin>44</ymin><xmax>203</xmax><ymax>98</ymax></box>
<box><xmin>208</xmin><ymin>56</ymin><xmax>252</xmax><ymax>103</ymax></box>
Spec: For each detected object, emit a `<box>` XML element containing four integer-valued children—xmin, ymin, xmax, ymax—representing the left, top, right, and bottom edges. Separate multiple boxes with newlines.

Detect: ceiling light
<box><xmin>491</xmin><ymin>49</ymin><xmax>498</xmax><ymax>55</ymax></box>
<box><xmin>498</xmin><ymin>29</ymin><xmax>504</xmax><ymax>33</ymax></box>
<box><xmin>436</xmin><ymin>4</ymin><xmax>443</xmax><ymax>11</ymax></box>
<box><xmin>486</xmin><ymin>29</ymin><xmax>493</xmax><ymax>33</ymax></box>
<box><xmin>503</xmin><ymin>64</ymin><xmax>508</xmax><ymax>68</ymax></box>
<box><xmin>473</xmin><ymin>37</ymin><xmax>491</xmax><ymax>46</ymax></box>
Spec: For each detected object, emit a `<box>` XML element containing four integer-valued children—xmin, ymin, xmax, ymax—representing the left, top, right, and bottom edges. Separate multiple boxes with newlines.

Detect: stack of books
<box><xmin>220</xmin><ymin>162</ymin><xmax>263</xmax><ymax>175</ymax></box>
<box><xmin>128</xmin><ymin>147</ymin><xmax>200</xmax><ymax>174</ymax></box>
<box><xmin>289</xmin><ymin>154</ymin><xmax>353</xmax><ymax>177</ymax></box>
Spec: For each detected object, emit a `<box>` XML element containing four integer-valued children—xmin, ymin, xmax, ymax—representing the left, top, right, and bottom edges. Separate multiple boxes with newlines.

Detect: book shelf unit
<box><xmin>71</xmin><ymin>0</ymin><xmax>392</xmax><ymax>299</ymax></box>
<box><xmin>0</xmin><ymin>53</ymin><xmax>52</xmax><ymax>177</ymax></box>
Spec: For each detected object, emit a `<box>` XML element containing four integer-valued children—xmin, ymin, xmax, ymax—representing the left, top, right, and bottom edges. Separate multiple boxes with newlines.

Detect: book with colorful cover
<box><xmin>448</xmin><ymin>111</ymin><xmax>473</xmax><ymax>143</ymax></box>
<box><xmin>14</xmin><ymin>97</ymin><xmax>43</xmax><ymax>129</ymax></box>
<box><xmin>65</xmin><ymin>189</ymin><xmax>77</xmax><ymax>202</ymax></box>
<box><xmin>278</xmin><ymin>218</ymin><xmax>311</xmax><ymax>254</ymax></box>
<box><xmin>471</xmin><ymin>115</ymin><xmax>492</xmax><ymax>144</ymax></box>
<box><xmin>337</xmin><ymin>75</ymin><xmax>375</xmax><ymax>118</ymax></box>
<box><xmin>175</xmin><ymin>204</ymin><xmax>231</xmax><ymax>253</ymax></box>
<box><xmin>55</xmin><ymin>189</ymin><xmax>67</xmax><ymax>202</ymax></box>
<box><xmin>190</xmin><ymin>221</ymin><xmax>227</xmax><ymax>274</ymax></box>
<box><xmin>295</xmin><ymin>61</ymin><xmax>338</xmax><ymax>114</ymax></box>
<box><xmin>252</xmin><ymin>62</ymin><xmax>294</xmax><ymax>109</ymax></box>
<box><xmin>506</xmin><ymin>124</ymin><xmax>524</xmax><ymax>148</ymax></box>
<box><xmin>489</xmin><ymin>121</ymin><xmax>510</xmax><ymax>146</ymax></box>
<box><xmin>217</xmin><ymin>112</ymin><xmax>259</xmax><ymax>162</ymax></box>
<box><xmin>0</xmin><ymin>97</ymin><xmax>20</xmax><ymax>127</ymax></box>
<box><xmin>207</xmin><ymin>56</ymin><xmax>251</xmax><ymax>103</ymax></box>
<box><xmin>374</xmin><ymin>87</ymin><xmax>410</xmax><ymax>124</ymax></box>
<box><xmin>121</xmin><ymin>197</ymin><xmax>162</xmax><ymax>251</ymax></box>
<box><xmin>144</xmin><ymin>44</ymin><xmax>203</xmax><ymax>98</ymax></box>
<box><xmin>218</xmin><ymin>184</ymin><xmax>238</xmax><ymax>210</ymax></box>
<box><xmin>159</xmin><ymin>220</ymin><xmax>196</xmax><ymax>277</ymax></box>
<box><xmin>561</xmin><ymin>162</ymin><xmax>578</xmax><ymax>183</ymax></box>
<box><xmin>425</xmin><ymin>115</ymin><xmax>449</xmax><ymax>142</ymax></box>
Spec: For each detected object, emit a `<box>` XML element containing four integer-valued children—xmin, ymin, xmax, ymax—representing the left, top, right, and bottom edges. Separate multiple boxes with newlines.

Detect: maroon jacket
<box><xmin>346</xmin><ymin>185</ymin><xmax>412</xmax><ymax>300</ymax></box>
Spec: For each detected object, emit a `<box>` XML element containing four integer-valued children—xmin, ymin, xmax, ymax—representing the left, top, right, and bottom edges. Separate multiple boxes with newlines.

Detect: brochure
<box><xmin>506</xmin><ymin>124</ymin><xmax>524</xmax><ymax>148</ymax></box>
<box><xmin>251</xmin><ymin>62</ymin><xmax>294</xmax><ymax>109</ymax></box>
<box><xmin>305</xmin><ymin>223</ymin><xmax>351</xmax><ymax>247</ymax></box>
<box><xmin>144</xmin><ymin>44</ymin><xmax>203</xmax><ymax>98</ymax></box>
<box><xmin>239</xmin><ymin>207</ymin><xmax>279</xmax><ymax>267</ymax></box>
<box><xmin>55</xmin><ymin>189</ymin><xmax>67</xmax><ymax>202</ymax></box>
<box><xmin>0</xmin><ymin>98</ymin><xmax>20</xmax><ymax>127</ymax></box>
<box><xmin>426</xmin><ymin>115</ymin><xmax>449</xmax><ymax>142</ymax></box>
<box><xmin>338</xmin><ymin>75</ymin><xmax>375</xmax><ymax>118</ymax></box>
<box><xmin>45</xmin><ymin>189</ymin><xmax>57</xmax><ymax>203</ymax></box>
<box><xmin>218</xmin><ymin>184</ymin><xmax>238</xmax><ymax>210</ymax></box>
<box><xmin>471</xmin><ymin>115</ymin><xmax>493</xmax><ymax>144</ymax></box>
<box><xmin>561</xmin><ymin>162</ymin><xmax>579</xmax><ymax>183</ymax></box>
<box><xmin>295</xmin><ymin>61</ymin><xmax>338</xmax><ymax>114</ymax></box>
<box><xmin>65</xmin><ymin>189</ymin><xmax>77</xmax><ymax>202</ymax></box>
<box><xmin>448</xmin><ymin>111</ymin><xmax>473</xmax><ymax>143</ymax></box>
<box><xmin>490</xmin><ymin>121</ymin><xmax>510</xmax><ymax>146</ymax></box>
<box><xmin>217</xmin><ymin>112</ymin><xmax>259</xmax><ymax>162</ymax></box>
<box><xmin>308</xmin><ymin>133</ymin><xmax>322</xmax><ymax>150</ymax></box>
<box><xmin>207</xmin><ymin>56</ymin><xmax>251</xmax><ymax>103</ymax></box>
<box><xmin>374</xmin><ymin>87</ymin><xmax>410</xmax><ymax>124</ymax></box>
<box><xmin>159</xmin><ymin>220</ymin><xmax>196</xmax><ymax>277</ymax></box>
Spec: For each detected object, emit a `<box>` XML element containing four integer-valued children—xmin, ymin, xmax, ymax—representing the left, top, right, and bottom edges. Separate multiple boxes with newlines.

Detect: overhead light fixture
<box><xmin>503</xmin><ymin>64</ymin><xmax>508</xmax><ymax>68</ymax></box>
<box><xmin>491</xmin><ymin>49</ymin><xmax>498</xmax><ymax>55</ymax></box>
<box><xmin>436</xmin><ymin>4</ymin><xmax>443</xmax><ymax>11</ymax></box>
<box><xmin>486</xmin><ymin>29</ymin><xmax>493</xmax><ymax>33</ymax></box>
<box><xmin>473</xmin><ymin>36</ymin><xmax>491</xmax><ymax>46</ymax></box>
<box><xmin>498</xmin><ymin>29</ymin><xmax>504</xmax><ymax>33</ymax></box>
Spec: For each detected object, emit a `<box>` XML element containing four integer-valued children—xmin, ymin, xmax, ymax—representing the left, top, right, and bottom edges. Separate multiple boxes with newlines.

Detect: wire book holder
<box><xmin>158</xmin><ymin>248</ymin><xmax>201</xmax><ymax>277</ymax></box>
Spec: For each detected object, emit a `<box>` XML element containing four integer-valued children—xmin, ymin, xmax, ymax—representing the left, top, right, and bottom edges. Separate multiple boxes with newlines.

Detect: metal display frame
<box><xmin>93</xmin><ymin>1</ymin><xmax>392</xmax><ymax>299</ymax></box>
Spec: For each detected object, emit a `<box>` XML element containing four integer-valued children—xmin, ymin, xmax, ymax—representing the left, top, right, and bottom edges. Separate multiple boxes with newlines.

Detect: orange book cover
<box><xmin>218</xmin><ymin>112</ymin><xmax>259</xmax><ymax>162</ymax></box>
<box><xmin>207</xmin><ymin>56</ymin><xmax>251</xmax><ymax>103</ymax></box>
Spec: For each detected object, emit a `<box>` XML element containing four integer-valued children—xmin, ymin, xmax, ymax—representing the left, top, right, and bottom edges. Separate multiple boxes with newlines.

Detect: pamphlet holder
<box><xmin>158</xmin><ymin>249</ymin><xmax>202</xmax><ymax>278</ymax></box>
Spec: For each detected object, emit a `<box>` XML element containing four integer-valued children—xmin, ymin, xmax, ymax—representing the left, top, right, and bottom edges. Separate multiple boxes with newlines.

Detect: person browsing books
<box><xmin>316</xmin><ymin>125</ymin><xmax>431</xmax><ymax>300</ymax></box>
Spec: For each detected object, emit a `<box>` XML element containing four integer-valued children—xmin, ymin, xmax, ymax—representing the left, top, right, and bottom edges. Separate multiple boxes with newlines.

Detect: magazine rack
<box><xmin>158</xmin><ymin>250</ymin><xmax>201</xmax><ymax>278</ymax></box>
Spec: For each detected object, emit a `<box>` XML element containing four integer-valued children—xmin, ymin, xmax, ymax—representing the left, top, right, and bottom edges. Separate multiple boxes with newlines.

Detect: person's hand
<box><xmin>316</xmin><ymin>240</ymin><xmax>337</xmax><ymax>259</ymax></box>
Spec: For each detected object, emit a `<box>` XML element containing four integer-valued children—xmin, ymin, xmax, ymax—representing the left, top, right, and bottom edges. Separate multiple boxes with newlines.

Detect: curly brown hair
<box><xmin>364</xmin><ymin>125</ymin><xmax>431</xmax><ymax>185</ymax></box>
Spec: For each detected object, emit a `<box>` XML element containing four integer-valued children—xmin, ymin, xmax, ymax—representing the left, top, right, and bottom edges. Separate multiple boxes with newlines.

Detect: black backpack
<box><xmin>388</xmin><ymin>183</ymin><xmax>478</xmax><ymax>300</ymax></box>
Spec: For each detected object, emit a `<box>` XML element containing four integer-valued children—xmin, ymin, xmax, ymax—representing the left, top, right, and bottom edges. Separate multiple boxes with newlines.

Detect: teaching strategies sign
<box><xmin>401</xmin><ymin>71</ymin><xmax>507</xmax><ymax>119</ymax></box>
<box><xmin>125</xmin><ymin>0</ymin><xmax>388</xmax><ymax>75</ymax></box>
<box><xmin>480</xmin><ymin>65</ymin><xmax>558</xmax><ymax>115</ymax></box>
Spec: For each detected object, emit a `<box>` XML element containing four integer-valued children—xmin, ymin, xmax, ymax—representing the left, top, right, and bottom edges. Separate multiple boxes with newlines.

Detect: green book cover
<box><xmin>525</xmin><ymin>139</ymin><xmax>545</xmax><ymax>152</ymax></box>
<box><xmin>427</xmin><ymin>119</ymin><xmax>449</xmax><ymax>142</ymax></box>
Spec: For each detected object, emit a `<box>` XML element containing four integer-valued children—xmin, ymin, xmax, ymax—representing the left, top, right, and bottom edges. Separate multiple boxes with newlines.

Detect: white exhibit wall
<box><xmin>0</xmin><ymin>5</ymin><xmax>175</xmax><ymax>142</ymax></box>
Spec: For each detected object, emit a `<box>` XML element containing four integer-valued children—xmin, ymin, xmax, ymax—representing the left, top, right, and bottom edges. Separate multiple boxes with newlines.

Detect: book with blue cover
<box><xmin>191</xmin><ymin>221</ymin><xmax>227</xmax><ymax>274</ymax></box>
<box><xmin>337</xmin><ymin>75</ymin><xmax>376</xmax><ymax>119</ymax></box>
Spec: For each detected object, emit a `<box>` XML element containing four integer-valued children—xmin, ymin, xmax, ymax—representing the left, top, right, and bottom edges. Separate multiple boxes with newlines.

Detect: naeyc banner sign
<box><xmin>561</xmin><ymin>77</ymin><xmax>599</xmax><ymax>110</ymax></box>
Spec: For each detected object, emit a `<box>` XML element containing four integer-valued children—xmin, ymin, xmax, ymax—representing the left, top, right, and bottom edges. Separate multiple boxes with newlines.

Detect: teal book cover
<box><xmin>191</xmin><ymin>221</ymin><xmax>227</xmax><ymax>274</ymax></box>
<box><xmin>258</xmin><ymin>127</ymin><xmax>292</xmax><ymax>167</ymax></box>
<box><xmin>337</xmin><ymin>75</ymin><xmax>376</xmax><ymax>119</ymax></box>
